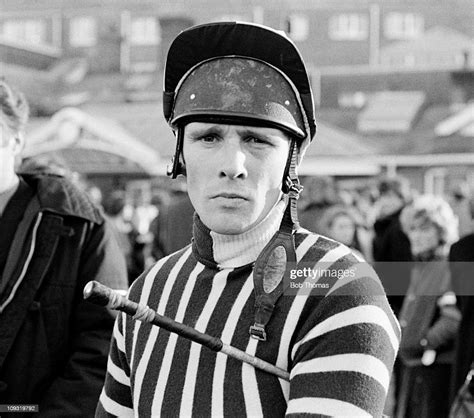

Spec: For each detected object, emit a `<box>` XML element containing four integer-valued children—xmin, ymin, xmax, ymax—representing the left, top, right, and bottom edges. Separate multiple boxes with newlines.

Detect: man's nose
<box><xmin>218</xmin><ymin>141</ymin><xmax>248</xmax><ymax>180</ymax></box>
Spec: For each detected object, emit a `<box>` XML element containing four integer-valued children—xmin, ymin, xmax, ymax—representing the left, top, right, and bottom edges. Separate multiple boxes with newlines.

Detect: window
<box><xmin>286</xmin><ymin>14</ymin><xmax>309</xmax><ymax>42</ymax></box>
<box><xmin>1</xmin><ymin>19</ymin><xmax>47</xmax><ymax>45</ymax></box>
<box><xmin>384</xmin><ymin>12</ymin><xmax>424</xmax><ymax>40</ymax></box>
<box><xmin>130</xmin><ymin>17</ymin><xmax>160</xmax><ymax>45</ymax></box>
<box><xmin>329</xmin><ymin>14</ymin><xmax>368</xmax><ymax>41</ymax></box>
<box><xmin>69</xmin><ymin>16</ymin><xmax>97</xmax><ymax>47</ymax></box>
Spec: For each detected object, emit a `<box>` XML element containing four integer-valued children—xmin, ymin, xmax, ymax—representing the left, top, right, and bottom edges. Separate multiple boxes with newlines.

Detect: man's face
<box><xmin>376</xmin><ymin>191</ymin><xmax>404</xmax><ymax>219</ymax></box>
<box><xmin>329</xmin><ymin>214</ymin><xmax>355</xmax><ymax>246</ymax></box>
<box><xmin>182</xmin><ymin>122</ymin><xmax>290</xmax><ymax>234</ymax></box>
<box><xmin>407</xmin><ymin>218</ymin><xmax>440</xmax><ymax>256</ymax></box>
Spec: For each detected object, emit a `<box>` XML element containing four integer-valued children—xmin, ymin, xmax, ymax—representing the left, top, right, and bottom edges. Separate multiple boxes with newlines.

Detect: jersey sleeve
<box><xmin>286</xmin><ymin>263</ymin><xmax>401</xmax><ymax>417</ymax></box>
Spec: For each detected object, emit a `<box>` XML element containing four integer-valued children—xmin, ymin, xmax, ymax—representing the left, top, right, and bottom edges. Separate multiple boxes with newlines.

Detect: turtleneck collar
<box><xmin>192</xmin><ymin>199</ymin><xmax>286</xmax><ymax>269</ymax></box>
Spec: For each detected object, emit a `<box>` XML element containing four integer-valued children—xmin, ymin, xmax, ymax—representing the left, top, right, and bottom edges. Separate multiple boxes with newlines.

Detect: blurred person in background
<box><xmin>102</xmin><ymin>191</ymin><xmax>135</xmax><ymax>283</ymax></box>
<box><xmin>397</xmin><ymin>195</ymin><xmax>460</xmax><ymax>418</ymax></box>
<box><xmin>123</xmin><ymin>191</ymin><xmax>162</xmax><ymax>283</ymax></box>
<box><xmin>150</xmin><ymin>185</ymin><xmax>194</xmax><ymax>260</ymax></box>
<box><xmin>449</xmin><ymin>195</ymin><xmax>474</xmax><ymax>405</ymax></box>
<box><xmin>373</xmin><ymin>175</ymin><xmax>413</xmax><ymax>265</ymax></box>
<box><xmin>318</xmin><ymin>204</ymin><xmax>373</xmax><ymax>261</ymax></box>
<box><xmin>354</xmin><ymin>185</ymin><xmax>379</xmax><ymax>230</ymax></box>
<box><xmin>298</xmin><ymin>175</ymin><xmax>342</xmax><ymax>234</ymax></box>
<box><xmin>449</xmin><ymin>182</ymin><xmax>472</xmax><ymax>239</ymax></box>
<box><xmin>372</xmin><ymin>175</ymin><xmax>414</xmax><ymax>321</ymax></box>
<box><xmin>85</xmin><ymin>184</ymin><xmax>103</xmax><ymax>208</ymax></box>
<box><xmin>129</xmin><ymin>190</ymin><xmax>158</xmax><ymax>237</ymax></box>
<box><xmin>0</xmin><ymin>80</ymin><xmax>128</xmax><ymax>415</ymax></box>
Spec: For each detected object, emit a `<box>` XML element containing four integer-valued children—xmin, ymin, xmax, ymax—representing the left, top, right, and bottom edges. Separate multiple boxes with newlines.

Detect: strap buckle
<box><xmin>285</xmin><ymin>177</ymin><xmax>303</xmax><ymax>200</ymax></box>
<box><xmin>249</xmin><ymin>324</ymin><xmax>267</xmax><ymax>341</ymax></box>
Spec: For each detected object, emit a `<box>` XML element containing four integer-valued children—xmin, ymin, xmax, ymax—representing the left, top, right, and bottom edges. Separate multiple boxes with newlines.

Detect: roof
<box><xmin>357</xmin><ymin>91</ymin><xmax>426</xmax><ymax>133</ymax></box>
<box><xmin>25</xmin><ymin>107</ymin><xmax>163</xmax><ymax>175</ymax></box>
<box><xmin>435</xmin><ymin>102</ymin><xmax>474</xmax><ymax>136</ymax></box>
<box><xmin>319</xmin><ymin>103</ymin><xmax>474</xmax><ymax>156</ymax></box>
<box><xmin>306</xmin><ymin>121</ymin><xmax>376</xmax><ymax>156</ymax></box>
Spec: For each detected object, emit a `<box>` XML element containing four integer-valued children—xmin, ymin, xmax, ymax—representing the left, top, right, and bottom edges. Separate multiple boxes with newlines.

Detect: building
<box><xmin>1</xmin><ymin>0</ymin><xmax>472</xmax><ymax>74</ymax></box>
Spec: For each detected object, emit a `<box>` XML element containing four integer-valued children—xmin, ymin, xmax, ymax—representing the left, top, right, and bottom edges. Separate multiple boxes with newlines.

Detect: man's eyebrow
<box><xmin>240</xmin><ymin>128</ymin><xmax>291</xmax><ymax>144</ymax></box>
<box><xmin>187</xmin><ymin>125</ymin><xmax>225</xmax><ymax>137</ymax></box>
<box><xmin>237</xmin><ymin>128</ymin><xmax>274</xmax><ymax>140</ymax></box>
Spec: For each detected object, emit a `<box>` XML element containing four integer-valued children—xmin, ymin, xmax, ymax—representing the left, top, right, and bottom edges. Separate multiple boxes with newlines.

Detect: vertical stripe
<box><xmin>211</xmin><ymin>274</ymin><xmax>254</xmax><ymax>417</ymax></box>
<box><xmin>151</xmin><ymin>263</ymin><xmax>205</xmax><ymax>415</ymax></box>
<box><xmin>294</xmin><ymin>233</ymin><xmax>319</xmax><ymax>261</ymax></box>
<box><xmin>114</xmin><ymin>315</ymin><xmax>126</xmax><ymax>353</ymax></box>
<box><xmin>276</xmin><ymin>240</ymin><xmax>349</xmax><ymax>399</ymax></box>
<box><xmin>179</xmin><ymin>269</ymin><xmax>230</xmax><ymax>416</ymax></box>
<box><xmin>274</xmin><ymin>233</ymin><xmax>318</xmax><ymax>399</ymax></box>
<box><xmin>242</xmin><ymin>338</ymin><xmax>263</xmax><ymax>416</ymax></box>
<box><xmin>133</xmin><ymin>248</ymin><xmax>192</xmax><ymax>410</ymax></box>
<box><xmin>130</xmin><ymin>255</ymin><xmax>170</xmax><ymax>368</ymax></box>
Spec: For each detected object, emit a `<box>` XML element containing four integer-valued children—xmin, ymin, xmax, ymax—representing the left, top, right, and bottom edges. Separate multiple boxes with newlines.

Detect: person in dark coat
<box><xmin>0</xmin><ymin>80</ymin><xmax>128</xmax><ymax>416</ymax></box>
<box><xmin>449</xmin><ymin>197</ymin><xmax>474</xmax><ymax>403</ymax></box>
<box><xmin>372</xmin><ymin>176</ymin><xmax>413</xmax><ymax>319</ymax></box>
<box><xmin>396</xmin><ymin>195</ymin><xmax>460</xmax><ymax>418</ymax></box>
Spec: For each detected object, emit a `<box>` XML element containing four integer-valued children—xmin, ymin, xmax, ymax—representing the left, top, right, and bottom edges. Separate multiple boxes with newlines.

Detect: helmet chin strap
<box><xmin>250</xmin><ymin>139</ymin><xmax>303</xmax><ymax>341</ymax></box>
<box><xmin>282</xmin><ymin>139</ymin><xmax>303</xmax><ymax>229</ymax></box>
<box><xmin>167</xmin><ymin>127</ymin><xmax>186</xmax><ymax>178</ymax></box>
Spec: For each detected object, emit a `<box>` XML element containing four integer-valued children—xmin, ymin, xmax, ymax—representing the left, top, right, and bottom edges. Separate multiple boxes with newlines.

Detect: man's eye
<box><xmin>199</xmin><ymin>135</ymin><xmax>218</xmax><ymax>143</ymax></box>
<box><xmin>246</xmin><ymin>136</ymin><xmax>268</xmax><ymax>145</ymax></box>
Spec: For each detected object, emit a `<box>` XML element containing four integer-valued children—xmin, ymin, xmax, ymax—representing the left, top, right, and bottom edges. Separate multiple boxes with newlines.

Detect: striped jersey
<box><xmin>97</xmin><ymin>205</ymin><xmax>400</xmax><ymax>417</ymax></box>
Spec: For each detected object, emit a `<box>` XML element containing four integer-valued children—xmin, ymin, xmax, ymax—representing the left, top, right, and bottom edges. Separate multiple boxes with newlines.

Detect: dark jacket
<box><xmin>398</xmin><ymin>261</ymin><xmax>460</xmax><ymax>366</ymax></box>
<box><xmin>0</xmin><ymin>173</ymin><xmax>128</xmax><ymax>417</ymax></box>
<box><xmin>373</xmin><ymin>209</ymin><xmax>412</xmax><ymax>316</ymax></box>
<box><xmin>373</xmin><ymin>208</ymin><xmax>412</xmax><ymax>262</ymax></box>
<box><xmin>449</xmin><ymin>233</ymin><xmax>474</xmax><ymax>401</ymax></box>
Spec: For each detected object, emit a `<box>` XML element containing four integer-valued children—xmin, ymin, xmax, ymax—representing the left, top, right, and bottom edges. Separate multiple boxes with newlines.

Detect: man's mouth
<box><xmin>212</xmin><ymin>193</ymin><xmax>249</xmax><ymax>200</ymax></box>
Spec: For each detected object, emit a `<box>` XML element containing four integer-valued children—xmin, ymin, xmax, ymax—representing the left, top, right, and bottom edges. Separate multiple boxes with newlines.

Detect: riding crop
<box><xmin>83</xmin><ymin>281</ymin><xmax>290</xmax><ymax>381</ymax></box>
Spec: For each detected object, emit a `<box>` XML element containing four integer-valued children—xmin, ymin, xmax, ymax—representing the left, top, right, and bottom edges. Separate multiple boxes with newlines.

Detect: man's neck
<box><xmin>0</xmin><ymin>175</ymin><xmax>20</xmax><ymax>216</ymax></box>
<box><xmin>192</xmin><ymin>199</ymin><xmax>286</xmax><ymax>269</ymax></box>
